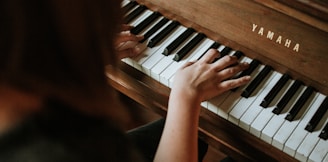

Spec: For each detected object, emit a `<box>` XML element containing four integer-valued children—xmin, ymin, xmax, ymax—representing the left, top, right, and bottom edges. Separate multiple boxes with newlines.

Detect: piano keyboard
<box><xmin>120</xmin><ymin>1</ymin><xmax>328</xmax><ymax>161</ymax></box>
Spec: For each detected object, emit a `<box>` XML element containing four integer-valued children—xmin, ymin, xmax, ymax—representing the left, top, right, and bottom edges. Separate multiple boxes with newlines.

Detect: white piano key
<box><xmin>131</xmin><ymin>17</ymin><xmax>166</xmax><ymax>71</ymax></box>
<box><xmin>200</xmin><ymin>49</ymin><xmax>246</xmax><ymax>116</ymax></box>
<box><xmin>151</xmin><ymin>28</ymin><xmax>196</xmax><ymax>86</ymax></box>
<box><xmin>218</xmin><ymin>45</ymin><xmax>235</xmax><ymax>57</ymax></box>
<box><xmin>219</xmin><ymin>64</ymin><xmax>264</xmax><ymax>119</ymax></box>
<box><xmin>260</xmin><ymin>83</ymin><xmax>306</xmax><ymax>144</ymax></box>
<box><xmin>283</xmin><ymin>93</ymin><xmax>325</xmax><ymax>157</ymax></box>
<box><xmin>158</xmin><ymin>32</ymin><xmax>199</xmax><ymax>86</ymax></box>
<box><xmin>250</xmin><ymin>107</ymin><xmax>274</xmax><ymax>137</ymax></box>
<box><xmin>217</xmin><ymin>45</ymin><xmax>226</xmax><ymax>53</ymax></box>
<box><xmin>228</xmin><ymin>50</ymin><xmax>237</xmax><ymax>57</ymax></box>
<box><xmin>201</xmin><ymin>101</ymin><xmax>208</xmax><ymax>109</ymax></box>
<box><xmin>213</xmin><ymin>57</ymin><xmax>255</xmax><ymax>118</ymax></box>
<box><xmin>142</xmin><ymin>25</ymin><xmax>186</xmax><ymax>76</ymax></box>
<box><xmin>130</xmin><ymin>43</ymin><xmax>150</xmax><ymax>71</ymax></box>
<box><xmin>123</xmin><ymin>2</ymin><xmax>138</xmax><ymax>17</ymax></box>
<box><xmin>272</xmin><ymin>86</ymin><xmax>315</xmax><ymax>150</ymax></box>
<box><xmin>308</xmin><ymin>139</ymin><xmax>328</xmax><ymax>162</ymax></box>
<box><xmin>128</xmin><ymin>10</ymin><xmax>153</xmax><ymax>27</ymax></box>
<box><xmin>323</xmin><ymin>152</ymin><xmax>328</xmax><ymax>162</ymax></box>
<box><xmin>239</xmin><ymin>72</ymin><xmax>282</xmax><ymax>131</ymax></box>
<box><xmin>207</xmin><ymin>92</ymin><xmax>230</xmax><ymax>117</ymax></box>
<box><xmin>250</xmin><ymin>78</ymin><xmax>294</xmax><ymax>138</ymax></box>
<box><xmin>188</xmin><ymin>39</ymin><xmax>215</xmax><ymax>62</ymax></box>
<box><xmin>151</xmin><ymin>54</ymin><xmax>174</xmax><ymax>82</ymax></box>
<box><xmin>121</xmin><ymin>10</ymin><xmax>153</xmax><ymax>66</ymax></box>
<box><xmin>308</xmin><ymin>107</ymin><xmax>328</xmax><ymax>162</ymax></box>
<box><xmin>137</xmin><ymin>20</ymin><xmax>176</xmax><ymax>75</ymax></box>
<box><xmin>228</xmin><ymin>71</ymin><xmax>278</xmax><ymax>125</ymax></box>
<box><xmin>261</xmin><ymin>113</ymin><xmax>286</xmax><ymax>144</ymax></box>
<box><xmin>295</xmin><ymin>117</ymin><xmax>328</xmax><ymax>162</ymax></box>
<box><xmin>217</xmin><ymin>86</ymin><xmax>242</xmax><ymax>116</ymax></box>
<box><xmin>121</xmin><ymin>0</ymin><xmax>130</xmax><ymax>7</ymax></box>
<box><xmin>207</xmin><ymin>57</ymin><xmax>251</xmax><ymax>119</ymax></box>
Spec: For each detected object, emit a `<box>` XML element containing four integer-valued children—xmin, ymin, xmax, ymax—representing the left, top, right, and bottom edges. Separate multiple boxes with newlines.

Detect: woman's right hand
<box><xmin>171</xmin><ymin>49</ymin><xmax>251</xmax><ymax>104</ymax></box>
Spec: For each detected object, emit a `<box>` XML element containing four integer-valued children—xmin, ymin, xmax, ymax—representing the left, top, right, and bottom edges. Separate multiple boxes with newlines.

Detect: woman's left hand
<box><xmin>115</xmin><ymin>24</ymin><xmax>144</xmax><ymax>59</ymax></box>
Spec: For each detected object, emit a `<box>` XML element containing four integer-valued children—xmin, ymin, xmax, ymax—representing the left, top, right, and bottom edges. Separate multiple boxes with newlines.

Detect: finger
<box><xmin>116</xmin><ymin>32</ymin><xmax>144</xmax><ymax>44</ymax></box>
<box><xmin>212</xmin><ymin>55</ymin><xmax>238</xmax><ymax>71</ymax></box>
<box><xmin>117</xmin><ymin>47</ymin><xmax>142</xmax><ymax>59</ymax></box>
<box><xmin>121</xmin><ymin>24</ymin><xmax>133</xmax><ymax>31</ymax></box>
<box><xmin>217</xmin><ymin>76</ymin><xmax>251</xmax><ymax>93</ymax></box>
<box><xmin>115</xmin><ymin>32</ymin><xmax>144</xmax><ymax>46</ymax></box>
<box><xmin>217</xmin><ymin>62</ymin><xmax>249</xmax><ymax>80</ymax></box>
<box><xmin>180</xmin><ymin>61</ymin><xmax>195</xmax><ymax>69</ymax></box>
<box><xmin>117</xmin><ymin>41</ymin><xmax>139</xmax><ymax>51</ymax></box>
<box><xmin>117</xmin><ymin>48</ymin><xmax>135</xmax><ymax>59</ymax></box>
<box><xmin>199</xmin><ymin>49</ymin><xmax>220</xmax><ymax>63</ymax></box>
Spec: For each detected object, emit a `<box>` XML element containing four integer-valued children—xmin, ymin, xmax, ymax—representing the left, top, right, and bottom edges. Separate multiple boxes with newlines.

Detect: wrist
<box><xmin>169</xmin><ymin>89</ymin><xmax>202</xmax><ymax>116</ymax></box>
<box><xmin>170</xmin><ymin>88</ymin><xmax>203</xmax><ymax>105</ymax></box>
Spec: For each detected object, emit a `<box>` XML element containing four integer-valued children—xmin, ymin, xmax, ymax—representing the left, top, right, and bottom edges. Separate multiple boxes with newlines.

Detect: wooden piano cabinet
<box><xmin>108</xmin><ymin>0</ymin><xmax>328</xmax><ymax>161</ymax></box>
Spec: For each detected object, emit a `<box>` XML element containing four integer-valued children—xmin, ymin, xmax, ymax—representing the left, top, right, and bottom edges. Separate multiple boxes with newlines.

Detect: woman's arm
<box><xmin>154</xmin><ymin>49</ymin><xmax>250</xmax><ymax>162</ymax></box>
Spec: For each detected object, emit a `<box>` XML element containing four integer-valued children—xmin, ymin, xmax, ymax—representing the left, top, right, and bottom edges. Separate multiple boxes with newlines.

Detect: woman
<box><xmin>0</xmin><ymin>0</ymin><xmax>250</xmax><ymax>161</ymax></box>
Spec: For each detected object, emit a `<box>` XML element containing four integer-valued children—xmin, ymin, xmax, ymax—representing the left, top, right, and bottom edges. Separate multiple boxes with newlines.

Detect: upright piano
<box><xmin>106</xmin><ymin>0</ymin><xmax>328</xmax><ymax>161</ymax></box>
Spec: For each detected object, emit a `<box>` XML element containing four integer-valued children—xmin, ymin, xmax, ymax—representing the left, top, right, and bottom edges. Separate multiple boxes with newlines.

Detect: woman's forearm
<box><xmin>154</xmin><ymin>92</ymin><xmax>201</xmax><ymax>162</ymax></box>
<box><xmin>154</xmin><ymin>49</ymin><xmax>250</xmax><ymax>162</ymax></box>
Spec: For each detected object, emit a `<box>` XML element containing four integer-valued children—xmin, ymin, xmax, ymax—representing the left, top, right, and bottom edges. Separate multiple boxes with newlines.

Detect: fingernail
<box><xmin>244</xmin><ymin>75</ymin><xmax>251</xmax><ymax>81</ymax></box>
<box><xmin>134</xmin><ymin>46</ymin><xmax>141</xmax><ymax>55</ymax></box>
<box><xmin>137</xmin><ymin>34</ymin><xmax>144</xmax><ymax>39</ymax></box>
<box><xmin>242</xmin><ymin>62</ymin><xmax>249</xmax><ymax>66</ymax></box>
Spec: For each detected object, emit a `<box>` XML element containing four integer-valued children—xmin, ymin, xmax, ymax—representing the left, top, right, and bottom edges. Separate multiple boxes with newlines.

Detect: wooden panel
<box><xmin>274</xmin><ymin>0</ymin><xmax>328</xmax><ymax>22</ymax></box>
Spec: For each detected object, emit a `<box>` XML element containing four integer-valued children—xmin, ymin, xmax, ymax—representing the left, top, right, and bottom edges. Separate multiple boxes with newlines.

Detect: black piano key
<box><xmin>162</xmin><ymin>28</ymin><xmax>195</xmax><ymax>56</ymax></box>
<box><xmin>231</xmin><ymin>59</ymin><xmax>260</xmax><ymax>92</ymax></box>
<box><xmin>147</xmin><ymin>21</ymin><xmax>180</xmax><ymax>48</ymax></box>
<box><xmin>173</xmin><ymin>33</ymin><xmax>206</xmax><ymax>61</ymax></box>
<box><xmin>124</xmin><ymin>5</ymin><xmax>147</xmax><ymax>23</ymax></box>
<box><xmin>305</xmin><ymin>97</ymin><xmax>328</xmax><ymax>132</ymax></box>
<box><xmin>220</xmin><ymin>46</ymin><xmax>232</xmax><ymax>57</ymax></box>
<box><xmin>212</xmin><ymin>46</ymin><xmax>232</xmax><ymax>62</ymax></box>
<box><xmin>130</xmin><ymin>12</ymin><xmax>161</xmax><ymax>35</ymax></box>
<box><xmin>285</xmin><ymin>86</ymin><xmax>315</xmax><ymax>121</ymax></box>
<box><xmin>260</xmin><ymin>74</ymin><xmax>290</xmax><ymax>108</ymax></box>
<box><xmin>232</xmin><ymin>51</ymin><xmax>244</xmax><ymax>59</ymax></box>
<box><xmin>219</xmin><ymin>49</ymin><xmax>243</xmax><ymax>70</ymax></box>
<box><xmin>234</xmin><ymin>59</ymin><xmax>260</xmax><ymax>79</ymax></box>
<box><xmin>272</xmin><ymin>80</ymin><xmax>303</xmax><ymax>115</ymax></box>
<box><xmin>319</xmin><ymin>122</ymin><xmax>328</xmax><ymax>140</ymax></box>
<box><xmin>241</xmin><ymin>65</ymin><xmax>272</xmax><ymax>98</ymax></box>
<box><xmin>122</xmin><ymin>1</ymin><xmax>138</xmax><ymax>14</ymax></box>
<box><xmin>139</xmin><ymin>17</ymin><xmax>169</xmax><ymax>43</ymax></box>
<box><xmin>197</xmin><ymin>42</ymin><xmax>221</xmax><ymax>60</ymax></box>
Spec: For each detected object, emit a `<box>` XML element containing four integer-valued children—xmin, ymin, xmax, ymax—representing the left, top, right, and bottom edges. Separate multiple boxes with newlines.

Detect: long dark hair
<box><xmin>0</xmin><ymin>0</ymin><xmax>129</xmax><ymax>122</ymax></box>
